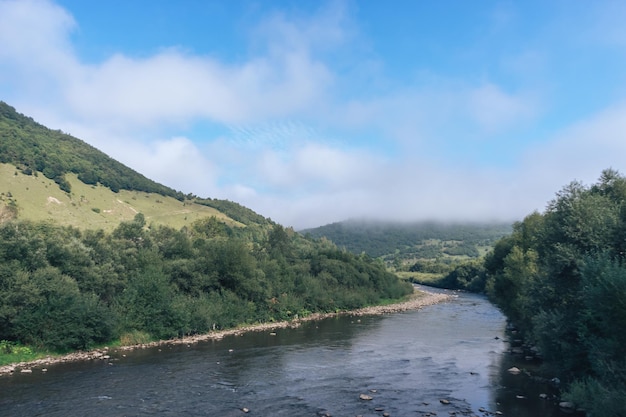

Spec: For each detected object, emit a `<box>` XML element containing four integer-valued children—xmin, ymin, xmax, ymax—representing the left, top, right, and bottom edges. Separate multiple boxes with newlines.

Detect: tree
<box><xmin>484</xmin><ymin>170</ymin><xmax>626</xmax><ymax>415</ymax></box>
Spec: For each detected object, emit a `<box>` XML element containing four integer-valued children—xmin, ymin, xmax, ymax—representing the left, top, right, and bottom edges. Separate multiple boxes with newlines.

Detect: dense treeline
<box><xmin>483</xmin><ymin>169</ymin><xmax>626</xmax><ymax>416</ymax></box>
<box><xmin>0</xmin><ymin>101</ymin><xmax>186</xmax><ymax>199</ymax></box>
<box><xmin>195</xmin><ymin>198</ymin><xmax>270</xmax><ymax>227</ymax></box>
<box><xmin>0</xmin><ymin>215</ymin><xmax>412</xmax><ymax>353</ymax></box>
<box><xmin>301</xmin><ymin>220</ymin><xmax>510</xmax><ymax>259</ymax></box>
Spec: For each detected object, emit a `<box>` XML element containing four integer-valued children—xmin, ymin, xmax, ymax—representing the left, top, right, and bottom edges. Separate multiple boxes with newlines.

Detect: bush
<box><xmin>565</xmin><ymin>377</ymin><xmax>626</xmax><ymax>417</ymax></box>
<box><xmin>119</xmin><ymin>331</ymin><xmax>151</xmax><ymax>346</ymax></box>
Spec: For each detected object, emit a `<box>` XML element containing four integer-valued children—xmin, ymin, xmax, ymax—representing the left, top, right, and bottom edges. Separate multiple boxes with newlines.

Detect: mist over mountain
<box><xmin>301</xmin><ymin>219</ymin><xmax>512</xmax><ymax>258</ymax></box>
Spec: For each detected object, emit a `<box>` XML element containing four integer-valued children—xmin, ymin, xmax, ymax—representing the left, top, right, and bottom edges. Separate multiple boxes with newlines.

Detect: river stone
<box><xmin>359</xmin><ymin>394</ymin><xmax>373</xmax><ymax>401</ymax></box>
<box><xmin>507</xmin><ymin>366</ymin><xmax>521</xmax><ymax>375</ymax></box>
<box><xmin>440</xmin><ymin>399</ymin><xmax>450</xmax><ymax>404</ymax></box>
<box><xmin>559</xmin><ymin>401</ymin><xmax>575</xmax><ymax>410</ymax></box>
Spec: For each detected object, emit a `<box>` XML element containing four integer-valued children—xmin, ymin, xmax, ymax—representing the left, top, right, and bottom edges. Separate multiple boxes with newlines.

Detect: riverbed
<box><xmin>0</xmin><ymin>288</ymin><xmax>560</xmax><ymax>416</ymax></box>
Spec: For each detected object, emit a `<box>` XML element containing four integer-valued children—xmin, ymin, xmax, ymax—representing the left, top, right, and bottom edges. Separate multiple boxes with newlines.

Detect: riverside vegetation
<box><xmin>307</xmin><ymin>170</ymin><xmax>626</xmax><ymax>416</ymax></box>
<box><xmin>0</xmin><ymin>214</ymin><xmax>412</xmax><ymax>359</ymax></box>
<box><xmin>433</xmin><ymin>169</ymin><xmax>626</xmax><ymax>417</ymax></box>
<box><xmin>484</xmin><ymin>169</ymin><xmax>626</xmax><ymax>416</ymax></box>
<box><xmin>0</xmin><ymin>102</ymin><xmax>413</xmax><ymax>365</ymax></box>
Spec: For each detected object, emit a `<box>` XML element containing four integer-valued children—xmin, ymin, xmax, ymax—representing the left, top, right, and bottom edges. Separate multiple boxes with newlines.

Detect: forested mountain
<box><xmin>479</xmin><ymin>169</ymin><xmax>626</xmax><ymax>416</ymax></box>
<box><xmin>301</xmin><ymin>220</ymin><xmax>511</xmax><ymax>261</ymax></box>
<box><xmin>0</xmin><ymin>102</ymin><xmax>413</xmax><ymax>359</ymax></box>
<box><xmin>0</xmin><ymin>101</ymin><xmax>186</xmax><ymax>198</ymax></box>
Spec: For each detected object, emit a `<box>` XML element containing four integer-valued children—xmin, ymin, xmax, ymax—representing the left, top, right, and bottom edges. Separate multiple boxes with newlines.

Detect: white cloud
<box><xmin>2</xmin><ymin>0</ymin><xmax>625</xmax><ymax>230</ymax></box>
<box><xmin>255</xmin><ymin>143</ymin><xmax>385</xmax><ymax>191</ymax></box>
<box><xmin>1</xmin><ymin>0</ymin><xmax>335</xmax><ymax>130</ymax></box>
<box><xmin>467</xmin><ymin>83</ymin><xmax>537</xmax><ymax>133</ymax></box>
<box><xmin>64</xmin><ymin>47</ymin><xmax>332</xmax><ymax>128</ymax></box>
<box><xmin>0</xmin><ymin>0</ymin><xmax>76</xmax><ymax>70</ymax></box>
<box><xmin>130</xmin><ymin>136</ymin><xmax>220</xmax><ymax>197</ymax></box>
<box><xmin>246</xmin><ymin>159</ymin><xmax>530</xmax><ymax>230</ymax></box>
<box><xmin>521</xmin><ymin>102</ymin><xmax>626</xmax><ymax>188</ymax></box>
<box><xmin>334</xmin><ymin>81</ymin><xmax>539</xmax><ymax>150</ymax></box>
<box><xmin>244</xmin><ymin>101</ymin><xmax>626</xmax><ymax>229</ymax></box>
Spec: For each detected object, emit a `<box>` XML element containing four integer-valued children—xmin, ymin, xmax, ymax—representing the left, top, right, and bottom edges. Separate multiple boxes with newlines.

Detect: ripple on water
<box><xmin>0</xmin><ymin>292</ymin><xmax>560</xmax><ymax>417</ymax></box>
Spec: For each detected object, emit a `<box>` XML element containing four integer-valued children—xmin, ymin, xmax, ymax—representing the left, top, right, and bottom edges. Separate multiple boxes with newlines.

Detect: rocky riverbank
<box><xmin>0</xmin><ymin>288</ymin><xmax>452</xmax><ymax>376</ymax></box>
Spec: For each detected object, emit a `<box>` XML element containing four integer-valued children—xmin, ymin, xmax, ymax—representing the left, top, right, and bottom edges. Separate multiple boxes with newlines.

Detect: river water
<box><xmin>0</xmin><ymin>288</ymin><xmax>561</xmax><ymax>417</ymax></box>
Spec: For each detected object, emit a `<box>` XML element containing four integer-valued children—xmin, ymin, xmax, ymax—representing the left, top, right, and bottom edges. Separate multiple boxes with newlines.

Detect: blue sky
<box><xmin>2</xmin><ymin>0</ymin><xmax>626</xmax><ymax>228</ymax></box>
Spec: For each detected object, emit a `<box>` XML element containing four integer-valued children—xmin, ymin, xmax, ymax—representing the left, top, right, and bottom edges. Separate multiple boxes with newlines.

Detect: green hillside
<box><xmin>0</xmin><ymin>101</ymin><xmax>248</xmax><ymax>230</ymax></box>
<box><xmin>0</xmin><ymin>163</ymin><xmax>240</xmax><ymax>231</ymax></box>
<box><xmin>0</xmin><ymin>101</ymin><xmax>185</xmax><ymax>198</ymax></box>
<box><xmin>0</xmin><ymin>102</ymin><xmax>414</xmax><ymax>361</ymax></box>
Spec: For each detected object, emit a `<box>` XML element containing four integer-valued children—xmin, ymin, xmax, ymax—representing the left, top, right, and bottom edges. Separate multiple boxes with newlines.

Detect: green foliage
<box><xmin>439</xmin><ymin>260</ymin><xmax>487</xmax><ymax>292</ymax></box>
<box><xmin>119</xmin><ymin>330</ymin><xmax>151</xmax><ymax>346</ymax></box>
<box><xmin>0</xmin><ymin>340</ymin><xmax>39</xmax><ymax>365</ymax></box>
<box><xmin>564</xmin><ymin>375</ymin><xmax>626</xmax><ymax>417</ymax></box>
<box><xmin>195</xmin><ymin>198</ymin><xmax>271</xmax><ymax>227</ymax></box>
<box><xmin>303</xmin><ymin>220</ymin><xmax>509</xmax><ymax>282</ymax></box>
<box><xmin>442</xmin><ymin>242</ymin><xmax>480</xmax><ymax>257</ymax></box>
<box><xmin>0</xmin><ymin>340</ymin><xmax>32</xmax><ymax>355</ymax></box>
<box><xmin>0</xmin><ymin>214</ymin><xmax>412</xmax><ymax>355</ymax></box>
<box><xmin>484</xmin><ymin>169</ymin><xmax>626</xmax><ymax>415</ymax></box>
<box><xmin>409</xmin><ymin>259</ymin><xmax>453</xmax><ymax>274</ymax></box>
<box><xmin>9</xmin><ymin>266</ymin><xmax>115</xmax><ymax>351</ymax></box>
<box><xmin>0</xmin><ymin>100</ymin><xmax>412</xmax><ymax>359</ymax></box>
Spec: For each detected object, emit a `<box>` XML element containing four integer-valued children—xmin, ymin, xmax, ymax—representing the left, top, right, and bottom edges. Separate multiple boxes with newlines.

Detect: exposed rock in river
<box><xmin>507</xmin><ymin>366</ymin><xmax>521</xmax><ymax>375</ymax></box>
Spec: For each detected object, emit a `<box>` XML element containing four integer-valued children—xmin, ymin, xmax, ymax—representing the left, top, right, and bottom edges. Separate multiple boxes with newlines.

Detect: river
<box><xmin>0</xmin><ymin>288</ymin><xmax>561</xmax><ymax>416</ymax></box>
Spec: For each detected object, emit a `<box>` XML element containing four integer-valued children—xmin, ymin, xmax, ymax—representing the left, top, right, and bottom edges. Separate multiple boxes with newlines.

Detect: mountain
<box><xmin>301</xmin><ymin>219</ymin><xmax>512</xmax><ymax>260</ymax></box>
<box><xmin>0</xmin><ymin>101</ymin><xmax>413</xmax><ymax>358</ymax></box>
<box><xmin>0</xmin><ymin>102</ymin><xmax>186</xmax><ymax>198</ymax></box>
<box><xmin>0</xmin><ymin>101</ymin><xmax>251</xmax><ymax>230</ymax></box>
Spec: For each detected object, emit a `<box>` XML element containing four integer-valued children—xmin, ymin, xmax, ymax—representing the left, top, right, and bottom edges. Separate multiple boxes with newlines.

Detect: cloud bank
<box><xmin>1</xmin><ymin>0</ymin><xmax>626</xmax><ymax>229</ymax></box>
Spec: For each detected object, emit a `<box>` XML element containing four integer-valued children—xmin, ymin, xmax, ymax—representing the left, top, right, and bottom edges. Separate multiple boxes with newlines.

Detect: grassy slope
<box><xmin>0</xmin><ymin>163</ymin><xmax>242</xmax><ymax>231</ymax></box>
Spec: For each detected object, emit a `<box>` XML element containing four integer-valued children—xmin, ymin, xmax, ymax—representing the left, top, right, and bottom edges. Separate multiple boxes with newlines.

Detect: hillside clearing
<box><xmin>0</xmin><ymin>163</ymin><xmax>241</xmax><ymax>231</ymax></box>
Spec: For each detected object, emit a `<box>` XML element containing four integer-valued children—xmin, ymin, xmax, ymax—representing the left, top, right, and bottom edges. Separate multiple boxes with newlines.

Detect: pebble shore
<box><xmin>0</xmin><ymin>288</ymin><xmax>452</xmax><ymax>376</ymax></box>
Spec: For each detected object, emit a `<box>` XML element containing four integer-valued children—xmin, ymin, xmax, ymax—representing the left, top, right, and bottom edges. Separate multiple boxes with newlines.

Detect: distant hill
<box><xmin>301</xmin><ymin>219</ymin><xmax>512</xmax><ymax>261</ymax></box>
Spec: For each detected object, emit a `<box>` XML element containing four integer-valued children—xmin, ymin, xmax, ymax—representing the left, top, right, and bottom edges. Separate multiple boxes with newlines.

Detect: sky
<box><xmin>1</xmin><ymin>0</ymin><xmax>626</xmax><ymax>229</ymax></box>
